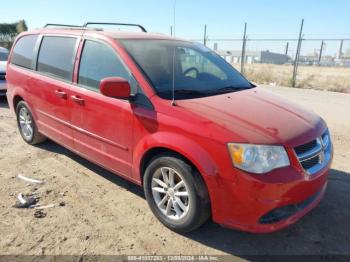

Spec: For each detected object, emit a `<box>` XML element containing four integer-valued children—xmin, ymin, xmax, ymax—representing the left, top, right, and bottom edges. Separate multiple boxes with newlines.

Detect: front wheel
<box><xmin>16</xmin><ymin>101</ymin><xmax>46</xmax><ymax>145</ymax></box>
<box><xmin>144</xmin><ymin>154</ymin><xmax>210</xmax><ymax>233</ymax></box>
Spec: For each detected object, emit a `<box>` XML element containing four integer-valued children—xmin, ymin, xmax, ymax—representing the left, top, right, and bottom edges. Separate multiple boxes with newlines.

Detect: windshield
<box><xmin>0</xmin><ymin>51</ymin><xmax>9</xmax><ymax>61</ymax></box>
<box><xmin>120</xmin><ymin>40</ymin><xmax>254</xmax><ymax>99</ymax></box>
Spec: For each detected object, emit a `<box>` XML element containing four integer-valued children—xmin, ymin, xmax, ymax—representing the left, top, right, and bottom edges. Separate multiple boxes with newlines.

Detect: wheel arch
<box><xmin>140</xmin><ymin>147</ymin><xmax>195</xmax><ymax>184</ymax></box>
<box><xmin>134</xmin><ymin>133</ymin><xmax>219</xmax><ymax>194</ymax></box>
<box><xmin>13</xmin><ymin>95</ymin><xmax>24</xmax><ymax>111</ymax></box>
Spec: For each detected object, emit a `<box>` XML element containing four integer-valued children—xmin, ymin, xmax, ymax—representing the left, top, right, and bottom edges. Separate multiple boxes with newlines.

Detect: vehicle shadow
<box><xmin>36</xmin><ymin>140</ymin><xmax>145</xmax><ymax>199</ymax></box>
<box><xmin>0</xmin><ymin>96</ymin><xmax>9</xmax><ymax>108</ymax></box>
<box><xmin>36</xmin><ymin>140</ymin><xmax>350</xmax><ymax>256</ymax></box>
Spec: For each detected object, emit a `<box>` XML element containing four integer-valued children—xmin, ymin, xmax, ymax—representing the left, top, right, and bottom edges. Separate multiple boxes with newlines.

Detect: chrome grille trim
<box><xmin>294</xmin><ymin>130</ymin><xmax>332</xmax><ymax>176</ymax></box>
<box><xmin>298</xmin><ymin>138</ymin><xmax>323</xmax><ymax>162</ymax></box>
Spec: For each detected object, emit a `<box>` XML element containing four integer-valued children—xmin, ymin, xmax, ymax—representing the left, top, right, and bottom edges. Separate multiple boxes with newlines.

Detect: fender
<box><xmin>132</xmin><ymin>131</ymin><xmax>219</xmax><ymax>183</ymax></box>
<box><xmin>6</xmin><ymin>67</ymin><xmax>39</xmax><ymax>121</ymax></box>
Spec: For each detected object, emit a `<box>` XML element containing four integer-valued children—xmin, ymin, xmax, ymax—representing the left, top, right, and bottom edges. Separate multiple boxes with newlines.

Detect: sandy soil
<box><xmin>0</xmin><ymin>86</ymin><xmax>349</xmax><ymax>258</ymax></box>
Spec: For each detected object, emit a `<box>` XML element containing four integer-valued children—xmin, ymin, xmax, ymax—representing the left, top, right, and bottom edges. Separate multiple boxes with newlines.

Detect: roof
<box><xmin>100</xmin><ymin>30</ymin><xmax>181</xmax><ymax>40</ymax></box>
<box><xmin>24</xmin><ymin>27</ymin><xmax>186</xmax><ymax>42</ymax></box>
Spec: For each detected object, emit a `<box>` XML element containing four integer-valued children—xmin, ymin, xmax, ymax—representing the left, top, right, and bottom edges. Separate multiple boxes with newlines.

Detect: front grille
<box><xmin>294</xmin><ymin>140</ymin><xmax>317</xmax><ymax>155</ymax></box>
<box><xmin>0</xmin><ymin>73</ymin><xmax>5</xmax><ymax>80</ymax></box>
<box><xmin>294</xmin><ymin>130</ymin><xmax>332</xmax><ymax>176</ymax></box>
<box><xmin>302</xmin><ymin>155</ymin><xmax>319</xmax><ymax>169</ymax></box>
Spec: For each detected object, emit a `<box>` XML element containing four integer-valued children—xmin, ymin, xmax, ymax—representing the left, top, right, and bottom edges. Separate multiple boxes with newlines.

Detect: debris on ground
<box><xmin>34</xmin><ymin>204</ymin><xmax>55</xmax><ymax>210</ymax></box>
<box><xmin>33</xmin><ymin>210</ymin><xmax>47</xmax><ymax>219</ymax></box>
<box><xmin>17</xmin><ymin>174</ymin><xmax>44</xmax><ymax>184</ymax></box>
<box><xmin>12</xmin><ymin>193</ymin><xmax>39</xmax><ymax>208</ymax></box>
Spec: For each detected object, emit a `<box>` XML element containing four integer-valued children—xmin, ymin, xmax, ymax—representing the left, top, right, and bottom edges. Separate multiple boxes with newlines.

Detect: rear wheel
<box><xmin>16</xmin><ymin>101</ymin><xmax>46</xmax><ymax>145</ymax></box>
<box><xmin>144</xmin><ymin>154</ymin><xmax>210</xmax><ymax>233</ymax></box>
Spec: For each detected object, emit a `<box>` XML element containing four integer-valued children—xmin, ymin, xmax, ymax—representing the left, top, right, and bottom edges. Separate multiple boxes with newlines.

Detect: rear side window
<box><xmin>37</xmin><ymin>36</ymin><xmax>77</xmax><ymax>81</ymax></box>
<box><xmin>11</xmin><ymin>35</ymin><xmax>38</xmax><ymax>69</ymax></box>
<box><xmin>78</xmin><ymin>40</ymin><xmax>132</xmax><ymax>91</ymax></box>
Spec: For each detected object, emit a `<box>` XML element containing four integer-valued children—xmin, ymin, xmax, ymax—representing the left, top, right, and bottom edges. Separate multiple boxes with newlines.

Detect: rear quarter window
<box><xmin>10</xmin><ymin>35</ymin><xmax>38</xmax><ymax>69</ymax></box>
<box><xmin>37</xmin><ymin>36</ymin><xmax>77</xmax><ymax>81</ymax></box>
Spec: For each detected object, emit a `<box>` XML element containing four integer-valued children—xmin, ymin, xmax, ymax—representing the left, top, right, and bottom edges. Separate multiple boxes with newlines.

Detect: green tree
<box><xmin>0</xmin><ymin>20</ymin><xmax>28</xmax><ymax>49</ymax></box>
<box><xmin>16</xmin><ymin>20</ymin><xmax>28</xmax><ymax>33</ymax></box>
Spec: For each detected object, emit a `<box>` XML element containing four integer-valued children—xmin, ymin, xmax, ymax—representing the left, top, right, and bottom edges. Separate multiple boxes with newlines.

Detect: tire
<box><xmin>16</xmin><ymin>101</ymin><xmax>46</xmax><ymax>145</ymax></box>
<box><xmin>144</xmin><ymin>153</ymin><xmax>210</xmax><ymax>233</ymax></box>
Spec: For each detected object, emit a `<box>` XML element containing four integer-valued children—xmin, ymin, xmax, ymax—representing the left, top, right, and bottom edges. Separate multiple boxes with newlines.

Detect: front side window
<box><xmin>10</xmin><ymin>35</ymin><xmax>38</xmax><ymax>69</ymax></box>
<box><xmin>37</xmin><ymin>36</ymin><xmax>77</xmax><ymax>81</ymax></box>
<box><xmin>120</xmin><ymin>39</ymin><xmax>254</xmax><ymax>100</ymax></box>
<box><xmin>78</xmin><ymin>40</ymin><xmax>134</xmax><ymax>92</ymax></box>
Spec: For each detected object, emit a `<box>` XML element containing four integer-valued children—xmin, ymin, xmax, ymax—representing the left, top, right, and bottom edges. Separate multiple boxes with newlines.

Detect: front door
<box><xmin>70</xmin><ymin>39</ymin><xmax>135</xmax><ymax>177</ymax></box>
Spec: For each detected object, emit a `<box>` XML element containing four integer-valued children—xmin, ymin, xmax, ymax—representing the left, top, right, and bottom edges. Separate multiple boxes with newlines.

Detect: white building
<box><xmin>216</xmin><ymin>50</ymin><xmax>290</xmax><ymax>64</ymax></box>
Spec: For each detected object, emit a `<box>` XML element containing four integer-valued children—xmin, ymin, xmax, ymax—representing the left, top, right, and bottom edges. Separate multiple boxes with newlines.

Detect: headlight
<box><xmin>227</xmin><ymin>143</ymin><xmax>290</xmax><ymax>174</ymax></box>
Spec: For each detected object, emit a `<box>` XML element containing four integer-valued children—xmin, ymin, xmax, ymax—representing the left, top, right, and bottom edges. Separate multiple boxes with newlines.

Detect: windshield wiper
<box><xmin>208</xmin><ymin>85</ymin><xmax>254</xmax><ymax>94</ymax></box>
<box><xmin>157</xmin><ymin>89</ymin><xmax>208</xmax><ymax>95</ymax></box>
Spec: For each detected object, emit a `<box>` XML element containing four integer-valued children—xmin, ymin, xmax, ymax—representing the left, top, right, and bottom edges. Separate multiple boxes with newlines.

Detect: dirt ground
<box><xmin>0</xmin><ymin>86</ymin><xmax>349</xmax><ymax>258</ymax></box>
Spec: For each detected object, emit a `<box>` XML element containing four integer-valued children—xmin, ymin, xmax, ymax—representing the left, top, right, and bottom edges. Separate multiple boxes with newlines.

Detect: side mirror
<box><xmin>100</xmin><ymin>77</ymin><xmax>131</xmax><ymax>99</ymax></box>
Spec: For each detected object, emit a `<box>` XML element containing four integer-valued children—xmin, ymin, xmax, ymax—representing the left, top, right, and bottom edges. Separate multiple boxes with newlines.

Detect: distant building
<box><xmin>216</xmin><ymin>50</ymin><xmax>290</xmax><ymax>64</ymax></box>
<box><xmin>334</xmin><ymin>58</ymin><xmax>350</xmax><ymax>67</ymax></box>
<box><xmin>298</xmin><ymin>55</ymin><xmax>318</xmax><ymax>65</ymax></box>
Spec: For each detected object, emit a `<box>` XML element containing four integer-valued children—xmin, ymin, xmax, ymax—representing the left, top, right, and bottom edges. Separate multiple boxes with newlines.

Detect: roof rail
<box><xmin>44</xmin><ymin>23</ymin><xmax>81</xmax><ymax>28</ymax></box>
<box><xmin>43</xmin><ymin>23</ymin><xmax>102</xmax><ymax>31</ymax></box>
<box><xmin>83</xmin><ymin>22</ymin><xmax>147</xmax><ymax>32</ymax></box>
<box><xmin>43</xmin><ymin>22</ymin><xmax>147</xmax><ymax>32</ymax></box>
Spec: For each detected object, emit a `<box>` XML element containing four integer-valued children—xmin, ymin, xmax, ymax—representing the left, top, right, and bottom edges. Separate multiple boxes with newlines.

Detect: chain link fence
<box><xmin>190</xmin><ymin>22</ymin><xmax>350</xmax><ymax>92</ymax></box>
<box><xmin>198</xmin><ymin>38</ymin><xmax>350</xmax><ymax>92</ymax></box>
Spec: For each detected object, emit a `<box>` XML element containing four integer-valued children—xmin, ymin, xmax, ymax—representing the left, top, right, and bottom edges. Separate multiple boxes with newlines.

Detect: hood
<box><xmin>0</xmin><ymin>61</ymin><xmax>6</xmax><ymax>73</ymax></box>
<box><xmin>176</xmin><ymin>87</ymin><xmax>325</xmax><ymax>146</ymax></box>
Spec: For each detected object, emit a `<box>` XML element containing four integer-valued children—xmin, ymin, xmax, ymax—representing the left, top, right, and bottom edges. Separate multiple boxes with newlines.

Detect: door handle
<box><xmin>71</xmin><ymin>95</ymin><xmax>85</xmax><ymax>105</ymax></box>
<box><xmin>55</xmin><ymin>90</ymin><xmax>67</xmax><ymax>99</ymax></box>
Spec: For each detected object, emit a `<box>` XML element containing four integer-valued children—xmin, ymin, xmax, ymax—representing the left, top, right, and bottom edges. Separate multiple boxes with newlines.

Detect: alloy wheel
<box><xmin>151</xmin><ymin>167</ymin><xmax>190</xmax><ymax>220</ymax></box>
<box><xmin>18</xmin><ymin>107</ymin><xmax>33</xmax><ymax>140</ymax></box>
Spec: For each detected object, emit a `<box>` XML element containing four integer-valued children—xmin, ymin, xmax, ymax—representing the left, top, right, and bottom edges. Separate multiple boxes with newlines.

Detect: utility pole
<box><xmin>170</xmin><ymin>26</ymin><xmax>173</xmax><ymax>36</ymax></box>
<box><xmin>203</xmin><ymin>24</ymin><xmax>207</xmax><ymax>46</ymax></box>
<box><xmin>318</xmin><ymin>40</ymin><xmax>324</xmax><ymax>65</ymax></box>
<box><xmin>241</xmin><ymin>22</ymin><xmax>247</xmax><ymax>74</ymax></box>
<box><xmin>338</xmin><ymin>39</ymin><xmax>344</xmax><ymax>58</ymax></box>
<box><xmin>285</xmin><ymin>42</ymin><xmax>289</xmax><ymax>56</ymax></box>
<box><xmin>173</xmin><ymin>0</ymin><xmax>176</xmax><ymax>37</ymax></box>
<box><xmin>292</xmin><ymin>19</ymin><xmax>304</xmax><ymax>87</ymax></box>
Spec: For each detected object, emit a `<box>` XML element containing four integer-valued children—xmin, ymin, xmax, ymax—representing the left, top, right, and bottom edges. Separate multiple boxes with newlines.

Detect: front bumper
<box><xmin>207</xmin><ymin>150</ymin><xmax>332</xmax><ymax>233</ymax></box>
<box><xmin>221</xmin><ymin>182</ymin><xmax>327</xmax><ymax>233</ymax></box>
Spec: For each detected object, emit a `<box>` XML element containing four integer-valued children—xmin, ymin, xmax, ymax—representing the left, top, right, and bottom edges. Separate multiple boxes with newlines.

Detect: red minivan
<box><xmin>6</xmin><ymin>23</ymin><xmax>333</xmax><ymax>233</ymax></box>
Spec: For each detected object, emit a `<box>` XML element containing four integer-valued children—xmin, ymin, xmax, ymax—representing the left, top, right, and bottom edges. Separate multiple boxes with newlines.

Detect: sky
<box><xmin>1</xmin><ymin>0</ymin><xmax>350</xmax><ymax>55</ymax></box>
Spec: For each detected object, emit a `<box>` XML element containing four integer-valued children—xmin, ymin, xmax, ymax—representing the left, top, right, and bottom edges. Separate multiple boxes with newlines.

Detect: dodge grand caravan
<box><xmin>6</xmin><ymin>23</ymin><xmax>333</xmax><ymax>233</ymax></box>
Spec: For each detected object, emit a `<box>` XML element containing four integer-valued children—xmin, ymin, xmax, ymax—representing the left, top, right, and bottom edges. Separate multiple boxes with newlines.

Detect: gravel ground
<box><xmin>0</xmin><ymin>86</ymin><xmax>349</xmax><ymax>259</ymax></box>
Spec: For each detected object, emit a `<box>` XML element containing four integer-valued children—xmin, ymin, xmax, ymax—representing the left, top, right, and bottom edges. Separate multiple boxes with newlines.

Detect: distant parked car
<box><xmin>0</xmin><ymin>47</ymin><xmax>9</xmax><ymax>96</ymax></box>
